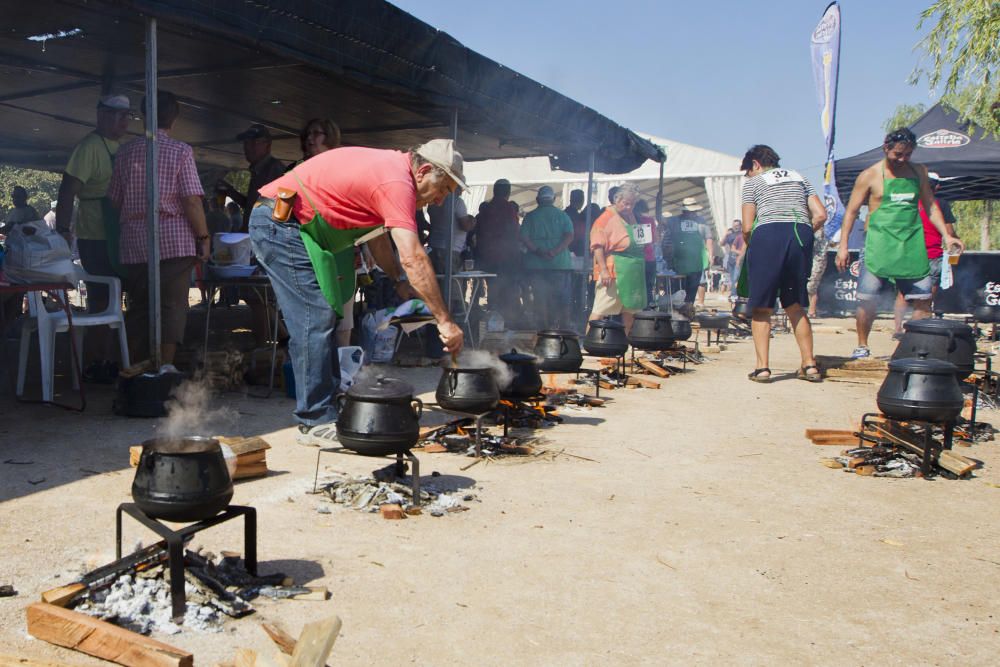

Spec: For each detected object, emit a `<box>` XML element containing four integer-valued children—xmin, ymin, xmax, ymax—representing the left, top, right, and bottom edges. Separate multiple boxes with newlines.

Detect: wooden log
<box><xmin>262</xmin><ymin>622</ymin><xmax>297</xmax><ymax>655</ymax></box>
<box><xmin>866</xmin><ymin>424</ymin><xmax>977</xmax><ymax>476</ymax></box>
<box><xmin>824</xmin><ymin>368</ymin><xmax>886</xmax><ymax>379</ymax></box>
<box><xmin>290</xmin><ymin>616</ymin><xmax>342</xmax><ymax>667</ymax></box>
<box><xmin>379</xmin><ymin>504</ymin><xmax>406</xmax><ymax>520</ymax></box>
<box><xmin>628</xmin><ymin>377</ymin><xmax>660</xmax><ymax>389</ymax></box>
<box><xmin>637</xmin><ymin>359</ymin><xmax>670</xmax><ymax>377</ymax></box>
<box><xmin>40</xmin><ymin>583</ymin><xmax>86</xmax><ymax>608</ymax></box>
<box><xmin>25</xmin><ymin>602</ymin><xmax>193</xmax><ymax>667</ymax></box>
<box><xmin>215</xmin><ymin>436</ymin><xmax>272</xmax><ymax>456</ymax></box>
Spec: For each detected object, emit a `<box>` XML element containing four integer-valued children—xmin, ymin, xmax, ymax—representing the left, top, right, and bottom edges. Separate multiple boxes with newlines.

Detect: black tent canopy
<box><xmin>835</xmin><ymin>103</ymin><xmax>1000</xmax><ymax>201</ymax></box>
<box><xmin>0</xmin><ymin>0</ymin><xmax>663</xmax><ymax>174</ymax></box>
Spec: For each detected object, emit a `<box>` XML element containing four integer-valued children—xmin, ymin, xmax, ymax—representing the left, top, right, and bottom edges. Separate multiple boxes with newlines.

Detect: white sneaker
<box><xmin>850</xmin><ymin>346</ymin><xmax>871</xmax><ymax>359</ymax></box>
<box><xmin>296</xmin><ymin>422</ymin><xmax>338</xmax><ymax>447</ymax></box>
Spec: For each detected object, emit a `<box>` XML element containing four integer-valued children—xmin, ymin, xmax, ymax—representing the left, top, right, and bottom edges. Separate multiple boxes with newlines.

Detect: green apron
<box><xmin>291</xmin><ymin>172</ymin><xmax>373</xmax><ymax>316</ymax></box>
<box><xmin>672</xmin><ymin>216</ymin><xmax>709</xmax><ymax>275</ymax></box>
<box><xmin>736</xmin><ymin>223</ymin><xmax>754</xmax><ymax>299</ymax></box>
<box><xmin>90</xmin><ymin>138</ymin><xmax>125</xmax><ymax>276</ymax></box>
<box><xmin>610</xmin><ymin>215</ymin><xmax>647</xmax><ymax>311</ymax></box>
<box><xmin>864</xmin><ymin>164</ymin><xmax>928</xmax><ymax>280</ymax></box>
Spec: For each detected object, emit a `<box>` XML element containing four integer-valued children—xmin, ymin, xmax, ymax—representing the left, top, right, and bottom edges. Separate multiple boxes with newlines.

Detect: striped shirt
<box><xmin>108</xmin><ymin>130</ymin><xmax>204</xmax><ymax>264</ymax></box>
<box><xmin>741</xmin><ymin>168</ymin><xmax>816</xmax><ymax>226</ymax></box>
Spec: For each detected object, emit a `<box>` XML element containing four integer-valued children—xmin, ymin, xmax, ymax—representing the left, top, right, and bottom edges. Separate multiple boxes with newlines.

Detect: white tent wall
<box><xmin>460</xmin><ymin>133</ymin><xmax>743</xmax><ymax>245</ymax></box>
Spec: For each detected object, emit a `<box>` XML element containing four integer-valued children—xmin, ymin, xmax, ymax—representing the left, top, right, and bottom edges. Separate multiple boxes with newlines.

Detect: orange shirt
<box><xmin>259</xmin><ymin>147</ymin><xmax>417</xmax><ymax>232</ymax></box>
<box><xmin>589</xmin><ymin>207</ymin><xmax>632</xmax><ymax>278</ymax></box>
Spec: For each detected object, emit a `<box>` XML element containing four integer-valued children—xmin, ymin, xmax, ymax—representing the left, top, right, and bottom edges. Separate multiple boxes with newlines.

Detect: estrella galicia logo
<box><xmin>811</xmin><ymin>11</ymin><xmax>838</xmax><ymax>44</ymax></box>
<box><xmin>849</xmin><ymin>260</ymin><xmax>860</xmax><ymax>278</ymax></box>
<box><xmin>917</xmin><ymin>129</ymin><xmax>970</xmax><ymax>149</ymax></box>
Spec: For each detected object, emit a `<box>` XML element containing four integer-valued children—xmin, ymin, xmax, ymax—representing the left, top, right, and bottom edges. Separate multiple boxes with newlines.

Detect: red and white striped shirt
<box><xmin>109</xmin><ymin>130</ymin><xmax>204</xmax><ymax>264</ymax></box>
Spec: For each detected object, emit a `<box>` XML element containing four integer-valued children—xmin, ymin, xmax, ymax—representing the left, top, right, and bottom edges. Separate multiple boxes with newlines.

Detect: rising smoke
<box><xmin>159</xmin><ymin>380</ymin><xmax>236</xmax><ymax>441</ymax></box>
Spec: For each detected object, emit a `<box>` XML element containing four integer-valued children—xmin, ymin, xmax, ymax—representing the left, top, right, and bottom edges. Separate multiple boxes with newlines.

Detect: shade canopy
<box><xmin>0</xmin><ymin>0</ymin><xmax>662</xmax><ymax>174</ymax></box>
<box><xmin>461</xmin><ymin>133</ymin><xmax>744</xmax><ymax>241</ymax></box>
<box><xmin>835</xmin><ymin>104</ymin><xmax>1000</xmax><ymax>201</ymax></box>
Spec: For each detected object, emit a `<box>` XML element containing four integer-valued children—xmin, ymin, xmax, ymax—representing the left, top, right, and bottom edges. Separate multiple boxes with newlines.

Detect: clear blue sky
<box><xmin>390</xmin><ymin>0</ymin><xmax>939</xmax><ymax>186</ymax></box>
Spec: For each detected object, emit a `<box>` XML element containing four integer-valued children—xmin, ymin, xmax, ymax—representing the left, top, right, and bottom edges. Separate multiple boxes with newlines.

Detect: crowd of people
<box><xmin>0</xmin><ymin>90</ymin><xmax>967</xmax><ymax>431</ymax></box>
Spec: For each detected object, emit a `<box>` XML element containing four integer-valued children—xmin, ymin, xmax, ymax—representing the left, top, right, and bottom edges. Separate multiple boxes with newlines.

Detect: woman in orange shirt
<box><xmin>588</xmin><ymin>183</ymin><xmax>646</xmax><ymax>332</ymax></box>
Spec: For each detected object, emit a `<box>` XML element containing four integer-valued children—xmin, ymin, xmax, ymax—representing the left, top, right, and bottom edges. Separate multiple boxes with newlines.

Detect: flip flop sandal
<box><xmin>797</xmin><ymin>365</ymin><xmax>823</xmax><ymax>383</ymax></box>
<box><xmin>748</xmin><ymin>367</ymin><xmax>772</xmax><ymax>383</ymax></box>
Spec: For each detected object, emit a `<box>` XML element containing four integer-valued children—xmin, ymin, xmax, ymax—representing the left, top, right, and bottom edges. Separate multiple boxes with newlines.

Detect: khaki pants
<box><xmin>124</xmin><ymin>257</ymin><xmax>196</xmax><ymax>360</ymax></box>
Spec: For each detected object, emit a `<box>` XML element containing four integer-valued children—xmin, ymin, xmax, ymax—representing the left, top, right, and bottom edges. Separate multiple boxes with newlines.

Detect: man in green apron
<box><xmin>251</xmin><ymin>139</ymin><xmax>466</xmax><ymax>446</ymax></box>
<box><xmin>835</xmin><ymin>128</ymin><xmax>964</xmax><ymax>358</ymax></box>
<box><xmin>54</xmin><ymin>93</ymin><xmax>132</xmax><ymax>380</ymax></box>
<box><xmin>665</xmin><ymin>197</ymin><xmax>714</xmax><ymax>318</ymax></box>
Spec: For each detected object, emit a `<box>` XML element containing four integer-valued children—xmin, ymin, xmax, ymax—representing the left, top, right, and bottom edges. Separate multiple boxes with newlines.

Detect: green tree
<box><xmin>0</xmin><ymin>166</ymin><xmax>61</xmax><ymax>221</ymax></box>
<box><xmin>912</xmin><ymin>0</ymin><xmax>1000</xmax><ymax>135</ymax></box>
<box><xmin>882</xmin><ymin>103</ymin><xmax>927</xmax><ymax>134</ymax></box>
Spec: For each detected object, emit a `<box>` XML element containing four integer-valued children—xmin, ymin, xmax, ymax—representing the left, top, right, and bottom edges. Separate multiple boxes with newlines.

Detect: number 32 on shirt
<box><xmin>761</xmin><ymin>169</ymin><xmax>804</xmax><ymax>185</ymax></box>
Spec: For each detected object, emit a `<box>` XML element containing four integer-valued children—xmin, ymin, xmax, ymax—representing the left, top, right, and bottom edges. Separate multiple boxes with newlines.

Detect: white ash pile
<box><xmin>73</xmin><ymin>573</ymin><xmax>223</xmax><ymax>635</ymax></box>
<box><xmin>318</xmin><ymin>470</ymin><xmax>478</xmax><ymax>517</ymax></box>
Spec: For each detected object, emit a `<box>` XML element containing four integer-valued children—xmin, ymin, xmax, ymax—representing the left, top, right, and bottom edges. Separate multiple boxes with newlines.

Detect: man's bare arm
<box><xmin>180</xmin><ymin>195</ymin><xmax>211</xmax><ymax>261</ymax></box>
<box><xmin>836</xmin><ymin>169</ymin><xmax>873</xmax><ymax>270</ymax></box>
<box><xmin>55</xmin><ymin>174</ymin><xmax>82</xmax><ymax>236</ymax></box>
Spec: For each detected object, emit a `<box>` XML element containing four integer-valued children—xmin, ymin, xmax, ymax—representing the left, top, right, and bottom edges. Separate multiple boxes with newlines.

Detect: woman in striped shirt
<box><xmin>740</xmin><ymin>145</ymin><xmax>827</xmax><ymax>383</ymax></box>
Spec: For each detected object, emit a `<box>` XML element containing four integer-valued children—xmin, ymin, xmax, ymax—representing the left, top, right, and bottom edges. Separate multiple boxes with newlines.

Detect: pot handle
<box><xmin>448</xmin><ymin>371</ymin><xmax>458</xmax><ymax>393</ymax></box>
<box><xmin>947</xmin><ymin>330</ymin><xmax>956</xmax><ymax>352</ymax></box>
<box><xmin>336</xmin><ymin>394</ymin><xmax>346</xmax><ymax>410</ymax></box>
<box><xmin>411</xmin><ymin>398</ymin><xmax>423</xmax><ymax>420</ymax></box>
<box><xmin>560</xmin><ymin>337</ymin><xmax>569</xmax><ymax>355</ymax></box>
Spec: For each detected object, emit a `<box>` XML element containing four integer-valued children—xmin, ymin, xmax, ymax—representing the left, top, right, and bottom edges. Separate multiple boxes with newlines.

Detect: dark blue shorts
<box><xmin>746</xmin><ymin>223</ymin><xmax>813</xmax><ymax>310</ymax></box>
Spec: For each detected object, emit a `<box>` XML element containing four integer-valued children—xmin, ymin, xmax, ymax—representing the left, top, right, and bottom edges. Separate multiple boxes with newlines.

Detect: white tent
<box><xmin>461</xmin><ymin>132</ymin><xmax>744</xmax><ymax>243</ymax></box>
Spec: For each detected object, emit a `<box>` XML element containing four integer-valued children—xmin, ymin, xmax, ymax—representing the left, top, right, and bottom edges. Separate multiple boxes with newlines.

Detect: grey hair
<box><xmin>409</xmin><ymin>149</ymin><xmax>448</xmax><ymax>180</ymax></box>
<box><xmin>613</xmin><ymin>183</ymin><xmax>640</xmax><ymax>204</ymax></box>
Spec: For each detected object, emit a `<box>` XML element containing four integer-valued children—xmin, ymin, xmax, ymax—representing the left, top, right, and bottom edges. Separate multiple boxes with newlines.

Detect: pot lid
<box><xmin>588</xmin><ymin>318</ymin><xmax>625</xmax><ymax>330</ymax></box>
<box><xmin>347</xmin><ymin>376</ymin><xmax>414</xmax><ymax>400</ymax></box>
<box><xmin>499</xmin><ymin>348</ymin><xmax>537</xmax><ymax>363</ymax></box>
<box><xmin>888</xmin><ymin>353</ymin><xmax>959</xmax><ymax>375</ymax></box>
<box><xmin>537</xmin><ymin>329</ymin><xmax>580</xmax><ymax>338</ymax></box>
<box><xmin>634</xmin><ymin>310</ymin><xmax>672</xmax><ymax>321</ymax></box>
<box><xmin>903</xmin><ymin>318</ymin><xmax>973</xmax><ymax>336</ymax></box>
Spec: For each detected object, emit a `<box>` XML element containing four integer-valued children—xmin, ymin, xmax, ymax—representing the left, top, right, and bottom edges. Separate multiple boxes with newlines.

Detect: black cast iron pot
<box><xmin>436</xmin><ymin>367</ymin><xmax>500</xmax><ymax>414</ymax></box>
<box><xmin>534</xmin><ymin>330</ymin><xmax>583</xmax><ymax>372</ymax></box>
<box><xmin>131</xmin><ymin>436</ymin><xmax>234</xmax><ymax>522</ymax></box>
<box><xmin>337</xmin><ymin>377</ymin><xmax>423</xmax><ymax>456</ymax></box>
<box><xmin>629</xmin><ymin>311</ymin><xmax>675</xmax><ymax>350</ymax></box>
<box><xmin>732</xmin><ymin>301</ymin><xmax>752</xmax><ymax>320</ymax></box>
<box><xmin>973</xmin><ymin>304</ymin><xmax>1000</xmax><ymax>324</ymax></box>
<box><xmin>498</xmin><ymin>349</ymin><xmax>543</xmax><ymax>399</ymax></box>
<box><xmin>583</xmin><ymin>319</ymin><xmax>629</xmax><ymax>357</ymax></box>
<box><xmin>696</xmin><ymin>312</ymin><xmax>731</xmax><ymax>330</ymax></box>
<box><xmin>892</xmin><ymin>317</ymin><xmax>975</xmax><ymax>380</ymax></box>
<box><xmin>877</xmin><ymin>353</ymin><xmax>964</xmax><ymax>423</ymax></box>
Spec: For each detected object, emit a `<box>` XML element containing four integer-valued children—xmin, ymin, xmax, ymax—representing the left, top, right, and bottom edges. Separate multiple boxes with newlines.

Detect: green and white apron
<box><xmin>673</xmin><ymin>217</ymin><xmax>709</xmax><ymax>276</ymax></box>
<box><xmin>291</xmin><ymin>172</ymin><xmax>374</xmax><ymax>317</ymax></box>
<box><xmin>864</xmin><ymin>164</ymin><xmax>928</xmax><ymax>280</ymax></box>
<box><xmin>609</xmin><ymin>214</ymin><xmax>647</xmax><ymax>311</ymax></box>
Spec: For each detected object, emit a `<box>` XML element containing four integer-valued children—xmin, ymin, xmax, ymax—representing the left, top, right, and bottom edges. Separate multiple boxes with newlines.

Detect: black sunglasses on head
<box><xmin>885</xmin><ymin>131</ymin><xmax>915</xmax><ymax>145</ymax></box>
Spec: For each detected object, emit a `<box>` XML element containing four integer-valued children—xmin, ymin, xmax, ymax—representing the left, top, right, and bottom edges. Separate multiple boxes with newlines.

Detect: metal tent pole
<box><xmin>444</xmin><ymin>108</ymin><xmax>458</xmax><ymax>309</ymax></box>
<box><xmin>144</xmin><ymin>17</ymin><xmax>161</xmax><ymax>368</ymax></box>
<box><xmin>656</xmin><ymin>155</ymin><xmax>667</xmax><ymax>313</ymax></box>
<box><xmin>581</xmin><ymin>150</ymin><xmax>596</xmax><ymax>329</ymax></box>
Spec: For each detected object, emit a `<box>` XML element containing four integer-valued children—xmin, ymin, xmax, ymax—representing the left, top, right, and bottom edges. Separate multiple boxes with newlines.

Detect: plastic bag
<box><xmin>338</xmin><ymin>345</ymin><xmax>365</xmax><ymax>392</ymax></box>
<box><xmin>361</xmin><ymin>310</ymin><xmax>398</xmax><ymax>364</ymax></box>
<box><xmin>3</xmin><ymin>221</ymin><xmax>76</xmax><ymax>284</ymax></box>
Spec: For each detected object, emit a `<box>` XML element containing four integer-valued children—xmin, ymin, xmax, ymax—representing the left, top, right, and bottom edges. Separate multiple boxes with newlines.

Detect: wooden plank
<box><xmin>824</xmin><ymin>368</ymin><xmax>886</xmax><ymax>379</ymax></box>
<box><xmin>810</xmin><ymin>435</ymin><xmax>860</xmax><ymax>446</ymax></box>
<box><xmin>261</xmin><ymin>622</ymin><xmax>297</xmax><ymax>655</ymax></box>
<box><xmin>628</xmin><ymin>376</ymin><xmax>660</xmax><ymax>389</ymax></box>
<box><xmin>25</xmin><ymin>602</ymin><xmax>193</xmax><ymax>667</ymax></box>
<box><xmin>289</xmin><ymin>616</ymin><xmax>342</xmax><ymax>667</ymax></box>
<box><xmin>637</xmin><ymin>359</ymin><xmax>670</xmax><ymax>378</ymax></box>
<box><xmin>216</xmin><ymin>436</ymin><xmax>272</xmax><ymax>456</ymax></box>
<box><xmin>40</xmin><ymin>583</ymin><xmax>86</xmax><ymax>608</ymax></box>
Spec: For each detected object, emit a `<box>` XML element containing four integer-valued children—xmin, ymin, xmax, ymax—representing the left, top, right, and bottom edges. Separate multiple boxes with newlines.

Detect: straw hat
<box><xmin>682</xmin><ymin>197</ymin><xmax>703</xmax><ymax>212</ymax></box>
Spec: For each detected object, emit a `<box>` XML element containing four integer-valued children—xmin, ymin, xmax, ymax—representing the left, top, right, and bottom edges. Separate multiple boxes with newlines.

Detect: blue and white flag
<box><xmin>810</xmin><ymin>2</ymin><xmax>846</xmax><ymax>240</ymax></box>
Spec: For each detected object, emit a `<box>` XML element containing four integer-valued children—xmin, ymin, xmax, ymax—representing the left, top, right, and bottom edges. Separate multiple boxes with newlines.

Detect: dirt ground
<box><xmin>2</xmin><ymin>300</ymin><xmax>999</xmax><ymax>665</ymax></box>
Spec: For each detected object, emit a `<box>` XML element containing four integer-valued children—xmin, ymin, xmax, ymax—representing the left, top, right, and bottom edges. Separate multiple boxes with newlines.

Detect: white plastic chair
<box><xmin>17</xmin><ymin>264</ymin><xmax>129</xmax><ymax>401</ymax></box>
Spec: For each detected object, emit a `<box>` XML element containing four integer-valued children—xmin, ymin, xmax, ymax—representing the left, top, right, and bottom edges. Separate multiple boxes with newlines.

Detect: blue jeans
<box><xmin>249</xmin><ymin>206</ymin><xmax>339</xmax><ymax>426</ymax></box>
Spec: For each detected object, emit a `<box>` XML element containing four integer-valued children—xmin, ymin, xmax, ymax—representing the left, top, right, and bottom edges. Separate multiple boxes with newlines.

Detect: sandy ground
<box><xmin>2</xmin><ymin>301</ymin><xmax>1000</xmax><ymax>665</ymax></box>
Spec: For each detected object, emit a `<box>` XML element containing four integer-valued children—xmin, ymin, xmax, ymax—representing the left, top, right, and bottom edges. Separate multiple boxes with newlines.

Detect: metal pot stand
<box><xmin>857</xmin><ymin>412</ymin><xmax>955</xmax><ymax>478</ymax></box>
<box><xmin>311</xmin><ymin>447</ymin><xmax>421</xmax><ymax>506</ymax></box>
<box><xmin>115</xmin><ymin>502</ymin><xmax>257</xmax><ymax>622</ymax></box>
